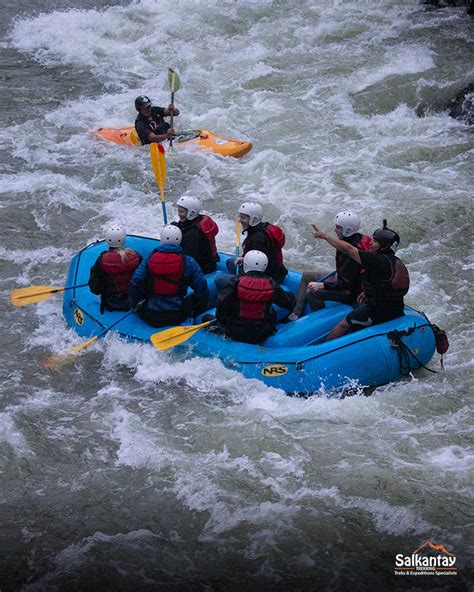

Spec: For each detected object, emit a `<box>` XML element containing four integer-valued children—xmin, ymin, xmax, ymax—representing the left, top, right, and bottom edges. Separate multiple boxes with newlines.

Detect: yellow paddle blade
<box><xmin>150</xmin><ymin>321</ymin><xmax>213</xmax><ymax>351</ymax></box>
<box><xmin>11</xmin><ymin>285</ymin><xmax>64</xmax><ymax>307</ymax></box>
<box><xmin>235</xmin><ymin>219</ymin><xmax>241</xmax><ymax>247</ymax></box>
<box><xmin>168</xmin><ymin>68</ymin><xmax>180</xmax><ymax>93</ymax></box>
<box><xmin>150</xmin><ymin>142</ymin><xmax>166</xmax><ymax>201</ymax></box>
<box><xmin>41</xmin><ymin>336</ymin><xmax>99</xmax><ymax>368</ymax></box>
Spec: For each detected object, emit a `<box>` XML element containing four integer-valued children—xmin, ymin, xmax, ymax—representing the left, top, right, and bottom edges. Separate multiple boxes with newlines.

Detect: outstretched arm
<box><xmin>310</xmin><ymin>224</ymin><xmax>362</xmax><ymax>265</ymax></box>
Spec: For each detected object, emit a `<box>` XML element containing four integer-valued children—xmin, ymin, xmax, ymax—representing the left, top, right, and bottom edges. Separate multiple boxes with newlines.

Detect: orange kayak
<box><xmin>93</xmin><ymin>126</ymin><xmax>252</xmax><ymax>158</ymax></box>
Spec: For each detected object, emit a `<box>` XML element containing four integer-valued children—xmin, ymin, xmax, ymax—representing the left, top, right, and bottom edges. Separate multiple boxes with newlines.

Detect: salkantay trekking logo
<box><xmin>394</xmin><ymin>541</ymin><xmax>457</xmax><ymax>577</ymax></box>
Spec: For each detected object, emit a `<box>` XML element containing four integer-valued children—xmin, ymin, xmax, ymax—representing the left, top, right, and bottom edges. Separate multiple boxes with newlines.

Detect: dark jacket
<box><xmin>216</xmin><ymin>271</ymin><xmax>295</xmax><ymax>344</ymax></box>
<box><xmin>171</xmin><ymin>215</ymin><xmax>219</xmax><ymax>274</ymax></box>
<box><xmin>359</xmin><ymin>248</ymin><xmax>408</xmax><ymax>323</ymax></box>
<box><xmin>324</xmin><ymin>232</ymin><xmax>371</xmax><ymax>300</ymax></box>
<box><xmin>135</xmin><ymin>106</ymin><xmax>169</xmax><ymax>145</ymax></box>
<box><xmin>242</xmin><ymin>222</ymin><xmax>287</xmax><ymax>283</ymax></box>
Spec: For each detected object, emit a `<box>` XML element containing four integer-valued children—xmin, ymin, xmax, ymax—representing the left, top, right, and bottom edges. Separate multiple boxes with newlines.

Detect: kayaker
<box><xmin>128</xmin><ymin>225</ymin><xmax>209</xmax><ymax>328</ymax></box>
<box><xmin>215</xmin><ymin>202</ymin><xmax>287</xmax><ymax>290</ymax></box>
<box><xmin>134</xmin><ymin>95</ymin><xmax>180</xmax><ymax>145</ymax></box>
<box><xmin>215</xmin><ymin>250</ymin><xmax>295</xmax><ymax>345</ymax></box>
<box><xmin>287</xmin><ymin>211</ymin><xmax>371</xmax><ymax>321</ymax></box>
<box><xmin>171</xmin><ymin>196</ymin><xmax>220</xmax><ymax>274</ymax></box>
<box><xmin>88</xmin><ymin>224</ymin><xmax>142</xmax><ymax>313</ymax></box>
<box><xmin>312</xmin><ymin>220</ymin><xmax>410</xmax><ymax>341</ymax></box>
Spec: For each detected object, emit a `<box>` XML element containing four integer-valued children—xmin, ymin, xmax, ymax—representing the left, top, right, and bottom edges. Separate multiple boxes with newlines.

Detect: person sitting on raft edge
<box><xmin>171</xmin><ymin>196</ymin><xmax>220</xmax><ymax>274</ymax></box>
<box><xmin>214</xmin><ymin>250</ymin><xmax>295</xmax><ymax>345</ymax></box>
<box><xmin>88</xmin><ymin>224</ymin><xmax>142</xmax><ymax>313</ymax></box>
<box><xmin>128</xmin><ymin>225</ymin><xmax>209</xmax><ymax>328</ymax></box>
<box><xmin>311</xmin><ymin>220</ymin><xmax>410</xmax><ymax>341</ymax></box>
<box><xmin>287</xmin><ymin>211</ymin><xmax>371</xmax><ymax>321</ymax></box>
<box><xmin>134</xmin><ymin>95</ymin><xmax>180</xmax><ymax>145</ymax></box>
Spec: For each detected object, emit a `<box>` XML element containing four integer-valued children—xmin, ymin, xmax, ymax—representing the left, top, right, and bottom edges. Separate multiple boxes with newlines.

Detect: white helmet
<box><xmin>334</xmin><ymin>211</ymin><xmax>361</xmax><ymax>237</ymax></box>
<box><xmin>243</xmin><ymin>250</ymin><xmax>268</xmax><ymax>273</ymax></box>
<box><xmin>105</xmin><ymin>224</ymin><xmax>126</xmax><ymax>248</ymax></box>
<box><xmin>238</xmin><ymin>202</ymin><xmax>263</xmax><ymax>227</ymax></box>
<box><xmin>160</xmin><ymin>225</ymin><xmax>182</xmax><ymax>245</ymax></box>
<box><xmin>176</xmin><ymin>196</ymin><xmax>202</xmax><ymax>220</ymax></box>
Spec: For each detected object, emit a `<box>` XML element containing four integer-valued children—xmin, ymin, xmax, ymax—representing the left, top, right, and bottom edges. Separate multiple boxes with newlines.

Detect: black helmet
<box><xmin>373</xmin><ymin>219</ymin><xmax>400</xmax><ymax>248</ymax></box>
<box><xmin>134</xmin><ymin>95</ymin><xmax>152</xmax><ymax>111</ymax></box>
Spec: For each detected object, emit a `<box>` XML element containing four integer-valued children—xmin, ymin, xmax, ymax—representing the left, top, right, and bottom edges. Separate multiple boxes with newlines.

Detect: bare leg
<box><xmin>291</xmin><ymin>270</ymin><xmax>327</xmax><ymax>317</ymax></box>
<box><xmin>326</xmin><ymin>317</ymin><xmax>350</xmax><ymax>341</ymax></box>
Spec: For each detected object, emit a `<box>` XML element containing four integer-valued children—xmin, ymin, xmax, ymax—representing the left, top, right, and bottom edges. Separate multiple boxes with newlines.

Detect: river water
<box><xmin>1</xmin><ymin>1</ymin><xmax>473</xmax><ymax>590</ymax></box>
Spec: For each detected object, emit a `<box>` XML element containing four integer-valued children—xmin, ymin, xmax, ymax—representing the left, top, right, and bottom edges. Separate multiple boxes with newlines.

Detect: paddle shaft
<box><xmin>18</xmin><ymin>283</ymin><xmax>88</xmax><ymax>300</ymax></box>
<box><xmin>75</xmin><ymin>300</ymin><xmax>145</xmax><ymax>352</ymax></box>
<box><xmin>169</xmin><ymin>91</ymin><xmax>175</xmax><ymax>150</ymax></box>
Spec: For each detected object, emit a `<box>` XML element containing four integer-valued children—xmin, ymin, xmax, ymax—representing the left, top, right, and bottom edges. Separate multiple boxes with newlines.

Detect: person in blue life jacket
<box><xmin>311</xmin><ymin>220</ymin><xmax>410</xmax><ymax>341</ymax></box>
<box><xmin>215</xmin><ymin>202</ymin><xmax>288</xmax><ymax>291</ymax></box>
<box><xmin>129</xmin><ymin>225</ymin><xmax>209</xmax><ymax>328</ymax></box>
<box><xmin>171</xmin><ymin>196</ymin><xmax>220</xmax><ymax>274</ymax></box>
<box><xmin>89</xmin><ymin>224</ymin><xmax>142</xmax><ymax>313</ymax></box>
<box><xmin>134</xmin><ymin>95</ymin><xmax>180</xmax><ymax>145</ymax></box>
<box><xmin>287</xmin><ymin>211</ymin><xmax>371</xmax><ymax>321</ymax></box>
<box><xmin>215</xmin><ymin>250</ymin><xmax>295</xmax><ymax>345</ymax></box>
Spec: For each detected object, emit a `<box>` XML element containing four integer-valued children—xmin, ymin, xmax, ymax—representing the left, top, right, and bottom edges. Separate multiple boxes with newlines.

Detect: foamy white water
<box><xmin>1</xmin><ymin>0</ymin><xmax>473</xmax><ymax>589</ymax></box>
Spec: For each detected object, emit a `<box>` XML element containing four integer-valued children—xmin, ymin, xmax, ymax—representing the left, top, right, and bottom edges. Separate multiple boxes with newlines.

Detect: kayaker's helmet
<box><xmin>105</xmin><ymin>224</ymin><xmax>126</xmax><ymax>248</ymax></box>
<box><xmin>135</xmin><ymin>95</ymin><xmax>152</xmax><ymax>111</ymax></box>
<box><xmin>238</xmin><ymin>202</ymin><xmax>263</xmax><ymax>227</ymax></box>
<box><xmin>160</xmin><ymin>225</ymin><xmax>182</xmax><ymax>245</ymax></box>
<box><xmin>334</xmin><ymin>211</ymin><xmax>360</xmax><ymax>237</ymax></box>
<box><xmin>243</xmin><ymin>250</ymin><xmax>268</xmax><ymax>273</ymax></box>
<box><xmin>373</xmin><ymin>219</ymin><xmax>400</xmax><ymax>249</ymax></box>
<box><xmin>176</xmin><ymin>196</ymin><xmax>201</xmax><ymax>220</ymax></box>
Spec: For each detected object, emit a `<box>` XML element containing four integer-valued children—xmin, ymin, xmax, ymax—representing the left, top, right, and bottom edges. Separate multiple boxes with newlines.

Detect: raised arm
<box><xmin>310</xmin><ymin>224</ymin><xmax>362</xmax><ymax>265</ymax></box>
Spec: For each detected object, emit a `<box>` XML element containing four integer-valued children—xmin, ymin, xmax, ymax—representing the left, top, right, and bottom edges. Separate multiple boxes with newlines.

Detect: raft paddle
<box><xmin>167</xmin><ymin>67</ymin><xmax>180</xmax><ymax>151</ymax></box>
<box><xmin>42</xmin><ymin>301</ymin><xmax>145</xmax><ymax>368</ymax></box>
<box><xmin>11</xmin><ymin>284</ymin><xmax>88</xmax><ymax>307</ymax></box>
<box><xmin>150</xmin><ymin>320</ymin><xmax>215</xmax><ymax>351</ymax></box>
<box><xmin>235</xmin><ymin>219</ymin><xmax>241</xmax><ymax>257</ymax></box>
<box><xmin>150</xmin><ymin>142</ymin><xmax>168</xmax><ymax>224</ymax></box>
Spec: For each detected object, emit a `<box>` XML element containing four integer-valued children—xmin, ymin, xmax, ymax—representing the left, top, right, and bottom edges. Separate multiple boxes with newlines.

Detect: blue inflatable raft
<box><xmin>63</xmin><ymin>235</ymin><xmax>437</xmax><ymax>395</ymax></box>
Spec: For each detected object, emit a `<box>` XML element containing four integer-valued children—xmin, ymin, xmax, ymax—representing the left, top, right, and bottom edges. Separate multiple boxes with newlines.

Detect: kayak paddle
<box><xmin>167</xmin><ymin>67</ymin><xmax>180</xmax><ymax>151</ymax></box>
<box><xmin>150</xmin><ymin>320</ymin><xmax>215</xmax><ymax>351</ymax></box>
<box><xmin>150</xmin><ymin>142</ymin><xmax>168</xmax><ymax>224</ymax></box>
<box><xmin>11</xmin><ymin>284</ymin><xmax>88</xmax><ymax>307</ymax></box>
<box><xmin>42</xmin><ymin>301</ymin><xmax>145</xmax><ymax>368</ymax></box>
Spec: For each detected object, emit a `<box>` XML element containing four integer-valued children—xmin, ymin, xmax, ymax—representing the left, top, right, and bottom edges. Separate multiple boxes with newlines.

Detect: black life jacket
<box><xmin>363</xmin><ymin>254</ymin><xmax>409</xmax><ymax>306</ymax></box>
<box><xmin>100</xmin><ymin>249</ymin><xmax>141</xmax><ymax>297</ymax></box>
<box><xmin>147</xmin><ymin>251</ymin><xmax>185</xmax><ymax>296</ymax></box>
<box><xmin>237</xmin><ymin>275</ymin><xmax>274</xmax><ymax>321</ymax></box>
<box><xmin>335</xmin><ymin>234</ymin><xmax>372</xmax><ymax>295</ymax></box>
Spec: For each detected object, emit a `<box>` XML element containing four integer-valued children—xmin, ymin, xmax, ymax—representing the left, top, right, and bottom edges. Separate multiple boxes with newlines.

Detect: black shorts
<box><xmin>346</xmin><ymin>305</ymin><xmax>373</xmax><ymax>331</ymax></box>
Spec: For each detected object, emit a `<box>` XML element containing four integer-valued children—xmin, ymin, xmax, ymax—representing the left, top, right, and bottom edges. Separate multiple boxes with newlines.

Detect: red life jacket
<box><xmin>264</xmin><ymin>224</ymin><xmax>285</xmax><ymax>267</ymax></box>
<box><xmin>147</xmin><ymin>251</ymin><xmax>185</xmax><ymax>296</ymax></box>
<box><xmin>196</xmin><ymin>215</ymin><xmax>219</xmax><ymax>258</ymax></box>
<box><xmin>237</xmin><ymin>276</ymin><xmax>274</xmax><ymax>321</ymax></box>
<box><xmin>356</xmin><ymin>234</ymin><xmax>372</xmax><ymax>251</ymax></box>
<box><xmin>100</xmin><ymin>249</ymin><xmax>141</xmax><ymax>296</ymax></box>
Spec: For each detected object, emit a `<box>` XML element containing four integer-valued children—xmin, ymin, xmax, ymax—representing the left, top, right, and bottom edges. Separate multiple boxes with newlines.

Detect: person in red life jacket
<box><xmin>88</xmin><ymin>224</ymin><xmax>142</xmax><ymax>313</ymax></box>
<box><xmin>215</xmin><ymin>202</ymin><xmax>288</xmax><ymax>291</ymax></box>
<box><xmin>128</xmin><ymin>225</ymin><xmax>209</xmax><ymax>328</ymax></box>
<box><xmin>215</xmin><ymin>250</ymin><xmax>295</xmax><ymax>345</ymax></box>
<box><xmin>134</xmin><ymin>95</ymin><xmax>180</xmax><ymax>145</ymax></box>
<box><xmin>171</xmin><ymin>196</ymin><xmax>220</xmax><ymax>274</ymax></box>
<box><xmin>287</xmin><ymin>211</ymin><xmax>371</xmax><ymax>321</ymax></box>
<box><xmin>311</xmin><ymin>219</ymin><xmax>410</xmax><ymax>341</ymax></box>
